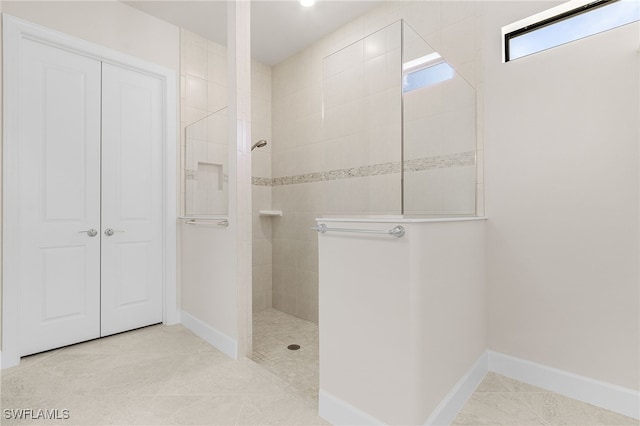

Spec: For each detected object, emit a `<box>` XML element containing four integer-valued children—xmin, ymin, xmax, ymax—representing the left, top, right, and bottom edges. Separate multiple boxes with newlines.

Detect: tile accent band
<box><xmin>250</xmin><ymin>151</ymin><xmax>475</xmax><ymax>187</ymax></box>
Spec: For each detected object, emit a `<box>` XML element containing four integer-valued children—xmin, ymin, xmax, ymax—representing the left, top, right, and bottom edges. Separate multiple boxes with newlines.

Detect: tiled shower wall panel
<box><xmin>272</xmin><ymin>183</ymin><xmax>321</xmax><ymax>323</ymax></box>
<box><xmin>180</xmin><ymin>29</ymin><xmax>229</xmax><ymax>212</ymax></box>
<box><xmin>251</xmin><ymin>60</ymin><xmax>273</xmax><ymax>313</ymax></box>
<box><xmin>180</xmin><ymin>30</ymin><xmax>273</xmax><ymax>313</ymax></box>
<box><xmin>270</xmin><ymin>1</ymin><xmax>485</xmax><ymax>324</ymax></box>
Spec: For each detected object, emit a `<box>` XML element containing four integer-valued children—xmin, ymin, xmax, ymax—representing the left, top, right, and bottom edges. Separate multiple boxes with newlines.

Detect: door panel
<box><xmin>100</xmin><ymin>63</ymin><xmax>164</xmax><ymax>336</ymax></box>
<box><xmin>116</xmin><ymin>242</ymin><xmax>152</xmax><ymax>306</ymax></box>
<box><xmin>42</xmin><ymin>246</ymin><xmax>90</xmax><ymax>320</ymax></box>
<box><xmin>18</xmin><ymin>39</ymin><xmax>102</xmax><ymax>356</ymax></box>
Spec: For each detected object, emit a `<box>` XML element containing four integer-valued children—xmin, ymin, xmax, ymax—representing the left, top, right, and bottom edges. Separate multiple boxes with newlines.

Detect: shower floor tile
<box><xmin>251</xmin><ymin>308</ymin><xmax>319</xmax><ymax>401</ymax></box>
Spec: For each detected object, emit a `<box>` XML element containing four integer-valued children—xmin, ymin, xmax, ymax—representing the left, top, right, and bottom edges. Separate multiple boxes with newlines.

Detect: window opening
<box><xmin>503</xmin><ymin>0</ymin><xmax>639</xmax><ymax>62</ymax></box>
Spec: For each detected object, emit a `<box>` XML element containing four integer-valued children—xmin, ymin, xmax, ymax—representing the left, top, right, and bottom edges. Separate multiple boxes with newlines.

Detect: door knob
<box><xmin>79</xmin><ymin>229</ymin><xmax>98</xmax><ymax>237</ymax></box>
<box><xmin>104</xmin><ymin>228</ymin><xmax>124</xmax><ymax>237</ymax></box>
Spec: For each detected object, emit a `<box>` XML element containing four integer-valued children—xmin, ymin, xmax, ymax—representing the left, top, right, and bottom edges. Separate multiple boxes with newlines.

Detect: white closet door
<box><xmin>17</xmin><ymin>39</ymin><xmax>102</xmax><ymax>356</ymax></box>
<box><xmin>100</xmin><ymin>63</ymin><xmax>164</xmax><ymax>336</ymax></box>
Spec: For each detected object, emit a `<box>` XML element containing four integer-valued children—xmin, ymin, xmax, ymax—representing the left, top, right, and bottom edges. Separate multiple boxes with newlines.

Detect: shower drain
<box><xmin>287</xmin><ymin>344</ymin><xmax>301</xmax><ymax>350</ymax></box>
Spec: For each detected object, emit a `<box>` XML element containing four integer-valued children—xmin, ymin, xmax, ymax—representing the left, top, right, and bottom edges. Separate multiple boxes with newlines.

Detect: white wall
<box><xmin>319</xmin><ymin>219</ymin><xmax>486</xmax><ymax>424</ymax></box>
<box><xmin>180</xmin><ymin>225</ymin><xmax>238</xmax><ymax>341</ymax></box>
<box><xmin>0</xmin><ymin>0</ymin><xmax>180</xmax><ymax>354</ymax></box>
<box><xmin>1</xmin><ymin>1</ymin><xmax>179</xmax><ymax>71</ymax></box>
<box><xmin>484</xmin><ymin>2</ymin><xmax>639</xmax><ymax>391</ymax></box>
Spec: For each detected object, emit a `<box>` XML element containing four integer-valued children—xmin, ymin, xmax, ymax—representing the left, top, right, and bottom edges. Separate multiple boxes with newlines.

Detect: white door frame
<box><xmin>2</xmin><ymin>14</ymin><xmax>178</xmax><ymax>369</ymax></box>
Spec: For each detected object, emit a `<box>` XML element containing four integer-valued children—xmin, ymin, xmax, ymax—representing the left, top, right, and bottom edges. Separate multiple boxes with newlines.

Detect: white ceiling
<box><xmin>124</xmin><ymin>0</ymin><xmax>382</xmax><ymax>66</ymax></box>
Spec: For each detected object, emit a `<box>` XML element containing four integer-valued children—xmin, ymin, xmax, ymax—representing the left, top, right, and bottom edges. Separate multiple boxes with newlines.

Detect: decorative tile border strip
<box><xmin>252</xmin><ymin>177</ymin><xmax>272</xmax><ymax>186</ymax></box>
<box><xmin>250</xmin><ymin>151</ymin><xmax>475</xmax><ymax>187</ymax></box>
<box><xmin>404</xmin><ymin>151</ymin><xmax>475</xmax><ymax>172</ymax></box>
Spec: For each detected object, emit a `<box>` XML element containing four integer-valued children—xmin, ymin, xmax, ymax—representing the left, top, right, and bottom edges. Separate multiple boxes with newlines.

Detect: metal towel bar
<box><xmin>311</xmin><ymin>223</ymin><xmax>405</xmax><ymax>238</ymax></box>
<box><xmin>185</xmin><ymin>219</ymin><xmax>229</xmax><ymax>227</ymax></box>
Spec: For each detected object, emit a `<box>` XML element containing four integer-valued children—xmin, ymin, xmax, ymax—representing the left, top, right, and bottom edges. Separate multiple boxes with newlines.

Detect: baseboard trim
<box><xmin>318</xmin><ymin>352</ymin><xmax>488</xmax><ymax>426</ymax></box>
<box><xmin>180</xmin><ymin>310</ymin><xmax>238</xmax><ymax>359</ymax></box>
<box><xmin>0</xmin><ymin>347</ymin><xmax>19</xmax><ymax>370</ymax></box>
<box><xmin>320</xmin><ymin>351</ymin><xmax>638</xmax><ymax>425</ymax></box>
<box><xmin>424</xmin><ymin>351</ymin><xmax>489</xmax><ymax>425</ymax></box>
<box><xmin>488</xmin><ymin>351</ymin><xmax>640</xmax><ymax>420</ymax></box>
<box><xmin>318</xmin><ymin>389</ymin><xmax>386</xmax><ymax>426</ymax></box>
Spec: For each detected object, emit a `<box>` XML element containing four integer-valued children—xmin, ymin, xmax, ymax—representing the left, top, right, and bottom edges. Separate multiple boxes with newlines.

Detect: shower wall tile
<box><xmin>272</xmin><ymin>151</ymin><xmax>296</xmax><ymax>178</ymax></box>
<box><xmin>270</xmin><ymin>0</ymin><xmax>485</xmax><ymax>324</ymax></box>
<box><xmin>324</xmin><ymin>41</ymin><xmax>362</xmax><ymax>78</ymax></box>
<box><xmin>186</xmin><ymin>74</ymin><xmax>208</xmax><ymax>110</ymax></box>
<box><xmin>294</xmin><ymin>113</ymin><xmax>323</xmax><ymax>147</ymax></box>
<box><xmin>207</xmin><ymin>55</ymin><xmax>227</xmax><ymax>89</ymax></box>
<box><xmin>185</xmin><ymin>106</ymin><xmax>208</xmax><ymax>127</ymax></box>
<box><xmin>476</xmin><ymin>149</ymin><xmax>484</xmax><ymax>185</ymax></box>
<box><xmin>207</xmin><ymin>83</ymin><xmax>227</xmax><ymax>114</ymax></box>
<box><xmin>384</xmin><ymin>1</ymin><xmax>408</xmax><ymax>24</ymax></box>
<box><xmin>404</xmin><ymin>169</ymin><xmax>444</xmax><ymax>214</ymax></box>
<box><xmin>442</xmin><ymin>16</ymin><xmax>477</xmax><ymax>63</ymax></box>
<box><xmin>403</xmin><ymin>88</ymin><xmax>443</xmax><ymax>121</ymax></box>
<box><xmin>442</xmin><ymin>105</ymin><xmax>477</xmax><ymax>153</ymax></box>
<box><xmin>441</xmin><ymin>0</ymin><xmax>480</xmax><ymax>27</ymax></box>
<box><xmin>185</xmin><ymin>43</ymin><xmax>207</xmax><ymax>79</ymax></box>
<box><xmin>476</xmin><ymin>183</ymin><xmax>485</xmax><ymax>216</ymax></box>
<box><xmin>253</xmin><ymin>215</ymin><xmax>272</xmax><ymax>241</ymax></box>
<box><xmin>442</xmin><ymin>165</ymin><xmax>477</xmax><ymax>214</ymax></box>
<box><xmin>457</xmin><ymin>60</ymin><xmax>477</xmax><ymax>87</ymax></box>
<box><xmin>368</xmin><ymin>173</ymin><xmax>402</xmax><ymax>214</ymax></box>
<box><xmin>250</xmin><ymin>57</ymin><xmax>273</xmax><ymax>312</ymax></box>
<box><xmin>445</xmin><ymin>83</ymin><xmax>477</xmax><ymax>117</ymax></box>
<box><xmin>369</xmin><ymin>126</ymin><xmax>401</xmax><ymax>166</ymax></box>
<box><xmin>404</xmin><ymin>114</ymin><xmax>445</xmax><ymax>159</ymax></box>
<box><xmin>409</xmin><ymin>1</ymin><xmax>441</xmax><ymax>38</ymax></box>
<box><xmin>181</xmin><ymin>29</ymin><xmax>274</xmax><ymax>314</ymax></box>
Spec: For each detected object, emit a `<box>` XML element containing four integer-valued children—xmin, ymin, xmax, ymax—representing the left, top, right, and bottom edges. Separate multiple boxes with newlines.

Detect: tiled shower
<box><xmin>181</xmin><ymin>1</ymin><xmax>485</xmax><ymax>327</ymax></box>
<box><xmin>268</xmin><ymin>5</ymin><xmax>484</xmax><ymax>324</ymax></box>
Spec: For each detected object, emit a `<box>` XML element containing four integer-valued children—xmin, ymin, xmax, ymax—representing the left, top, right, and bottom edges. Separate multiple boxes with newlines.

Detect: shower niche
<box><xmin>322</xmin><ymin>20</ymin><xmax>477</xmax><ymax>216</ymax></box>
<box><xmin>184</xmin><ymin>107</ymin><xmax>228</xmax><ymax>216</ymax></box>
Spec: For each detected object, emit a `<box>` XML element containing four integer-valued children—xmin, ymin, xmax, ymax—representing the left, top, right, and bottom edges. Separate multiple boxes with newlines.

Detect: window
<box><xmin>402</xmin><ymin>52</ymin><xmax>454</xmax><ymax>93</ymax></box>
<box><xmin>503</xmin><ymin>0</ymin><xmax>640</xmax><ymax>62</ymax></box>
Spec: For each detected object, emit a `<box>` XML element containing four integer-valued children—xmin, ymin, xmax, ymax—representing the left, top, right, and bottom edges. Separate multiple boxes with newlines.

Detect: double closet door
<box><xmin>17</xmin><ymin>38</ymin><xmax>164</xmax><ymax>357</ymax></box>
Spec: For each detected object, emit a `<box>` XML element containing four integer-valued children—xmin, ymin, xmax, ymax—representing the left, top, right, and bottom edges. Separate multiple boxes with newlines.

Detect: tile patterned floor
<box><xmin>1</xmin><ymin>309</ymin><xmax>637</xmax><ymax>425</ymax></box>
<box><xmin>251</xmin><ymin>309</ymin><xmax>319</xmax><ymax>401</ymax></box>
<box><xmin>453</xmin><ymin>373</ymin><xmax>638</xmax><ymax>426</ymax></box>
<box><xmin>1</xmin><ymin>323</ymin><xmax>326</xmax><ymax>425</ymax></box>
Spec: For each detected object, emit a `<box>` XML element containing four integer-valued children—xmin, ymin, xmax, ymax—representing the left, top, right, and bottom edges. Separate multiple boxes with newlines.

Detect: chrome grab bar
<box><xmin>185</xmin><ymin>219</ymin><xmax>229</xmax><ymax>227</ymax></box>
<box><xmin>311</xmin><ymin>223</ymin><xmax>405</xmax><ymax>238</ymax></box>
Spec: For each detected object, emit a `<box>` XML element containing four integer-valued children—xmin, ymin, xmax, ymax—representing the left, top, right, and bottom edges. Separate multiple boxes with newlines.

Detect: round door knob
<box><xmin>104</xmin><ymin>228</ymin><xmax>114</xmax><ymax>237</ymax></box>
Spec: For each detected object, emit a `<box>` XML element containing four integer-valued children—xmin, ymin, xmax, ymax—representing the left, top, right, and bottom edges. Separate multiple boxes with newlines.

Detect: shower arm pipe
<box><xmin>311</xmin><ymin>223</ymin><xmax>405</xmax><ymax>238</ymax></box>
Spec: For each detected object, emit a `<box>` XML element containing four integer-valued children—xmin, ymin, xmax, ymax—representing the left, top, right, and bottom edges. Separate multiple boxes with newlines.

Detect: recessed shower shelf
<box><xmin>259</xmin><ymin>210</ymin><xmax>283</xmax><ymax>217</ymax></box>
